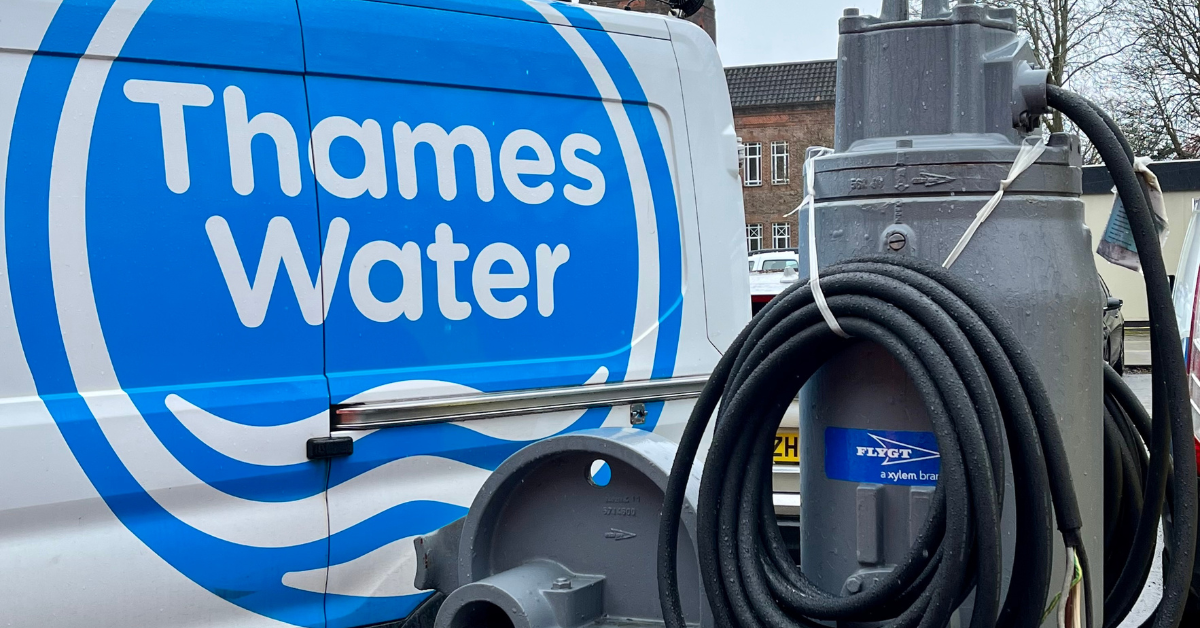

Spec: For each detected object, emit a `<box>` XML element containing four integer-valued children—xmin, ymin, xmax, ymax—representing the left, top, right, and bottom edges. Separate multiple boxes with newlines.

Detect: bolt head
<box><xmin>886</xmin><ymin>232</ymin><xmax>907</xmax><ymax>251</ymax></box>
<box><xmin>846</xmin><ymin>577</ymin><xmax>862</xmax><ymax>594</ymax></box>
<box><xmin>552</xmin><ymin>577</ymin><xmax>572</xmax><ymax>590</ymax></box>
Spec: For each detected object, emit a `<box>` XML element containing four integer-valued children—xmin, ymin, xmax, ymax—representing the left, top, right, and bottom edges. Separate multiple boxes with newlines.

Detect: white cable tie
<box><xmin>943</xmin><ymin>134</ymin><xmax>1048</xmax><ymax>268</ymax></box>
<box><xmin>802</xmin><ymin>147</ymin><xmax>849</xmax><ymax>338</ymax></box>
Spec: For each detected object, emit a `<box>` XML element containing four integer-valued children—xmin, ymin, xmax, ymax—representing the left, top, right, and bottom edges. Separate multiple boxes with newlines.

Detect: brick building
<box><xmin>584</xmin><ymin>1</ymin><xmax>835</xmax><ymax>255</ymax></box>
<box><xmin>725</xmin><ymin>61</ymin><xmax>837</xmax><ymax>253</ymax></box>
<box><xmin>585</xmin><ymin>0</ymin><xmax>716</xmax><ymax>41</ymax></box>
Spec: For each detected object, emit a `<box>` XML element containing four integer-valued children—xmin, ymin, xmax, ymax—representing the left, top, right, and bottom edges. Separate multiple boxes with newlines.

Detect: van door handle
<box><xmin>307</xmin><ymin>436</ymin><xmax>354</xmax><ymax>460</ymax></box>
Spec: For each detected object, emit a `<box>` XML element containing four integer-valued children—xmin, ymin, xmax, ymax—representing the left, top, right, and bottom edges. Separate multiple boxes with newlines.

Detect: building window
<box><xmin>772</xmin><ymin>222</ymin><xmax>791</xmax><ymax>249</ymax></box>
<box><xmin>771</xmin><ymin>141</ymin><xmax>789</xmax><ymax>184</ymax></box>
<box><xmin>743</xmin><ymin>142</ymin><xmax>762</xmax><ymax>187</ymax></box>
<box><xmin>746</xmin><ymin>223</ymin><xmax>763</xmax><ymax>252</ymax></box>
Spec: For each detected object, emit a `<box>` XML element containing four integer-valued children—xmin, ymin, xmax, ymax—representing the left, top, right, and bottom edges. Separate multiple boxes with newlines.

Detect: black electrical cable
<box><xmin>657</xmin><ymin>256</ymin><xmax>1084</xmax><ymax>628</ymax></box>
<box><xmin>1048</xmin><ymin>85</ymin><xmax>1198</xmax><ymax>628</ymax></box>
<box><xmin>668</xmin><ymin>0</ymin><xmax>705</xmax><ymax>18</ymax></box>
<box><xmin>655</xmin><ymin>85</ymin><xmax>1196</xmax><ymax>628</ymax></box>
<box><xmin>1102</xmin><ymin>363</ymin><xmax>1159</xmax><ymax>625</ymax></box>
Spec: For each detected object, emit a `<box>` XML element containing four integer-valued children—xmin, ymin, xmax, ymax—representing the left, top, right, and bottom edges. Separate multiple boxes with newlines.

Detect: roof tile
<box><xmin>725</xmin><ymin>60</ymin><xmax>837</xmax><ymax>109</ymax></box>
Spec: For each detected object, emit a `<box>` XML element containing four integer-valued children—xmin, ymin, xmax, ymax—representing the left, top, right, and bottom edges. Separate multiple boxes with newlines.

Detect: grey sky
<box><xmin>717</xmin><ymin>0</ymin><xmax>868</xmax><ymax>67</ymax></box>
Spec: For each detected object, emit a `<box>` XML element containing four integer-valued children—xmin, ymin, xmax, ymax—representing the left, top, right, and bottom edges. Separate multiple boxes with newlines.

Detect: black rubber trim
<box><xmin>1083</xmin><ymin>160</ymin><xmax>1200</xmax><ymax>195</ymax></box>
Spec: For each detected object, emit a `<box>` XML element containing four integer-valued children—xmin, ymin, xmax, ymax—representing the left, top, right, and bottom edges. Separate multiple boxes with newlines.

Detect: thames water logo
<box><xmin>122</xmin><ymin>79</ymin><xmax>596</xmax><ymax>328</ymax></box>
<box><xmin>827</xmin><ymin>428</ymin><xmax>941</xmax><ymax>486</ymax></box>
<box><xmin>12</xmin><ymin>1</ymin><xmax>681</xmax><ymax>627</ymax></box>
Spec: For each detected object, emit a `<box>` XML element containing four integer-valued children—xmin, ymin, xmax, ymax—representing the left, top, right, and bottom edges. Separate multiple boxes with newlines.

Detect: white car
<box><xmin>747</xmin><ymin>249</ymin><xmax>804</xmax><ymax>556</ymax></box>
<box><xmin>748</xmin><ymin>249</ymin><xmax>800</xmax><ymax>272</ymax></box>
<box><xmin>749</xmin><ymin>250</ymin><xmax>800</xmax><ymax>313</ymax></box>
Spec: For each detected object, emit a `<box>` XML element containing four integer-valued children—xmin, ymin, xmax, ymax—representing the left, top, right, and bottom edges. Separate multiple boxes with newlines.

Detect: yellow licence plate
<box><xmin>773</xmin><ymin>432</ymin><xmax>799</xmax><ymax>463</ymax></box>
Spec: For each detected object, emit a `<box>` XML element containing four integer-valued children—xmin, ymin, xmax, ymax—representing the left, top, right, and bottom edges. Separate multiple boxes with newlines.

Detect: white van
<box><xmin>0</xmin><ymin>1</ymin><xmax>747</xmax><ymax>626</ymax></box>
<box><xmin>1169</xmin><ymin>199</ymin><xmax>1200</xmax><ymax>471</ymax></box>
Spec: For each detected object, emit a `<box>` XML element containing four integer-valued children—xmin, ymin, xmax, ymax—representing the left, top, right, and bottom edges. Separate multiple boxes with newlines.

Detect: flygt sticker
<box><xmin>824</xmin><ymin>427</ymin><xmax>941</xmax><ymax>486</ymax></box>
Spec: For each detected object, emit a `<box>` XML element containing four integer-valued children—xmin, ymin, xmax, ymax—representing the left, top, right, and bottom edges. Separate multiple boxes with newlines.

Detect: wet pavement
<box><xmin>1119</xmin><ymin>371</ymin><xmax>1161</xmax><ymax>628</ymax></box>
<box><xmin>1125</xmin><ymin>371</ymin><xmax>1153</xmax><ymax>408</ymax></box>
<box><xmin>1125</xmin><ymin>327</ymin><xmax>1152</xmax><ymax>368</ymax></box>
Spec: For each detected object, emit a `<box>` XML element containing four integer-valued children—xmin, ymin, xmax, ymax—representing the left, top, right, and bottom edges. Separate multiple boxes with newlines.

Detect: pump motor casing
<box><xmin>413</xmin><ymin>429</ymin><xmax>711</xmax><ymax>628</ymax></box>
<box><xmin>798</xmin><ymin>2</ymin><xmax>1101</xmax><ymax>624</ymax></box>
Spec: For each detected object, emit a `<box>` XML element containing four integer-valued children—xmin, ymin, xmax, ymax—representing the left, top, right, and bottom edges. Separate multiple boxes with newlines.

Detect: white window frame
<box><xmin>772</xmin><ymin>222</ymin><xmax>791</xmax><ymax>249</ymax></box>
<box><xmin>743</xmin><ymin>142</ymin><xmax>762</xmax><ymax>187</ymax></box>
<box><xmin>771</xmin><ymin>141</ymin><xmax>789</xmax><ymax>185</ymax></box>
<box><xmin>746</xmin><ymin>223</ymin><xmax>763</xmax><ymax>253</ymax></box>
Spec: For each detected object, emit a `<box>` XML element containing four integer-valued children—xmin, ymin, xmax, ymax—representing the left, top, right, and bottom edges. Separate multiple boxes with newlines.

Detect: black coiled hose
<box><xmin>1047</xmin><ymin>85</ymin><xmax>1198</xmax><ymax>628</ymax></box>
<box><xmin>657</xmin><ymin>255</ymin><xmax>1084</xmax><ymax>628</ymax></box>
<box><xmin>657</xmin><ymin>85</ymin><xmax>1198</xmax><ymax>628</ymax></box>
<box><xmin>1102</xmin><ymin>363</ymin><xmax>1157</xmax><ymax>626</ymax></box>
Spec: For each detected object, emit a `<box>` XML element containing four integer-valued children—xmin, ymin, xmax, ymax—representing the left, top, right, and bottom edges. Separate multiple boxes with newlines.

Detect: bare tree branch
<box><xmin>1065</xmin><ymin>41</ymin><xmax>1138</xmax><ymax>84</ymax></box>
<box><xmin>994</xmin><ymin>0</ymin><xmax>1122</xmax><ymax>132</ymax></box>
<box><xmin>1117</xmin><ymin>0</ymin><xmax>1200</xmax><ymax>159</ymax></box>
<box><xmin>909</xmin><ymin>1</ymin><xmax>1196</xmax><ymax>161</ymax></box>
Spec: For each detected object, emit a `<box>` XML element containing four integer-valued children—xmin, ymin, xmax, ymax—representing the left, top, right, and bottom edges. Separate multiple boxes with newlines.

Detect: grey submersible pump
<box><xmin>657</xmin><ymin>1</ymin><xmax>1198</xmax><ymax>628</ymax></box>
<box><xmin>411</xmin><ymin>2</ymin><xmax>1196</xmax><ymax>627</ymax></box>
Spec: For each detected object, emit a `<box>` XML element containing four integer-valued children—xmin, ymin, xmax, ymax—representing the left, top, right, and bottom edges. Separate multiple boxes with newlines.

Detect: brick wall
<box><xmin>735</xmin><ymin>104</ymin><xmax>836</xmax><ymax>251</ymax></box>
<box><xmin>586</xmin><ymin>0</ymin><xmax>716</xmax><ymax>42</ymax></box>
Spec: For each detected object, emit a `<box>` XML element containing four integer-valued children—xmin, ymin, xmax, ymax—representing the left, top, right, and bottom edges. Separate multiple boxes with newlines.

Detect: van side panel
<box><xmin>297</xmin><ymin>1</ymin><xmax>714</xmax><ymax>625</ymax></box>
<box><xmin>554</xmin><ymin>4</ymin><xmax>728</xmax><ymax>442</ymax></box>
<box><xmin>1</xmin><ymin>1</ymin><xmax>330</xmax><ymax>626</ymax></box>
<box><xmin>668</xmin><ymin>18</ymin><xmax>752</xmax><ymax>354</ymax></box>
<box><xmin>299</xmin><ymin>0</ymin><xmax>656</xmax><ymax>403</ymax></box>
<box><xmin>0</xmin><ymin>1</ymin><xmax>743</xmax><ymax>627</ymax></box>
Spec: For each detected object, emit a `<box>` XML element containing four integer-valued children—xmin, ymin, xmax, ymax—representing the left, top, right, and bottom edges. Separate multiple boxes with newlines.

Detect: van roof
<box><xmin>381</xmin><ymin>1</ymin><xmax>671</xmax><ymax>40</ymax></box>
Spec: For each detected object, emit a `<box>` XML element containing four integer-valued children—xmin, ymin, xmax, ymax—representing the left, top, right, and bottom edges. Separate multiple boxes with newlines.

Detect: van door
<box><xmin>0</xmin><ymin>1</ymin><xmax>330</xmax><ymax>626</ymax></box>
<box><xmin>296</xmin><ymin>0</ymin><xmax>702</xmax><ymax>625</ymax></box>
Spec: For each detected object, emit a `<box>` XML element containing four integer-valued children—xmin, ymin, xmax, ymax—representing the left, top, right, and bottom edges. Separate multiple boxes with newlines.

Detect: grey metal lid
<box><xmin>840</xmin><ymin>0</ymin><xmax>1017</xmax><ymax>34</ymax></box>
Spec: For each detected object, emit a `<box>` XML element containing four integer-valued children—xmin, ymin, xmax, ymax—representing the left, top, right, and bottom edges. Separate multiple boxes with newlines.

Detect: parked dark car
<box><xmin>1102</xmin><ymin>276</ymin><xmax>1125</xmax><ymax>374</ymax></box>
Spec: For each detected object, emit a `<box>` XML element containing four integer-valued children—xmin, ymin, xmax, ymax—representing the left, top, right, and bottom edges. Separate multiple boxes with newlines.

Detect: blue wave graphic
<box><xmin>6</xmin><ymin>2</ymin><xmax>685</xmax><ymax>628</ymax></box>
<box><xmin>333</xmin><ymin>405</ymin><xmax>613</xmax><ymax>485</ymax></box>
<box><xmin>137</xmin><ymin>395</ymin><xmax>327</xmax><ymax>502</ymax></box>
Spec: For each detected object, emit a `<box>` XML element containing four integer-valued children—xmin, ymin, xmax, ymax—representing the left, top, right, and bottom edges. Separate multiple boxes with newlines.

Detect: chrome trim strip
<box><xmin>333</xmin><ymin>375</ymin><xmax>712</xmax><ymax>430</ymax></box>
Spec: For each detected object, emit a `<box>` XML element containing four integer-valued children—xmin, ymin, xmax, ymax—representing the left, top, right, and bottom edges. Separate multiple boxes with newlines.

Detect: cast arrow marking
<box><xmin>911</xmin><ymin>172</ymin><xmax>956</xmax><ymax>187</ymax></box>
<box><xmin>605</xmin><ymin>528</ymin><xmax>637</xmax><ymax>541</ymax></box>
